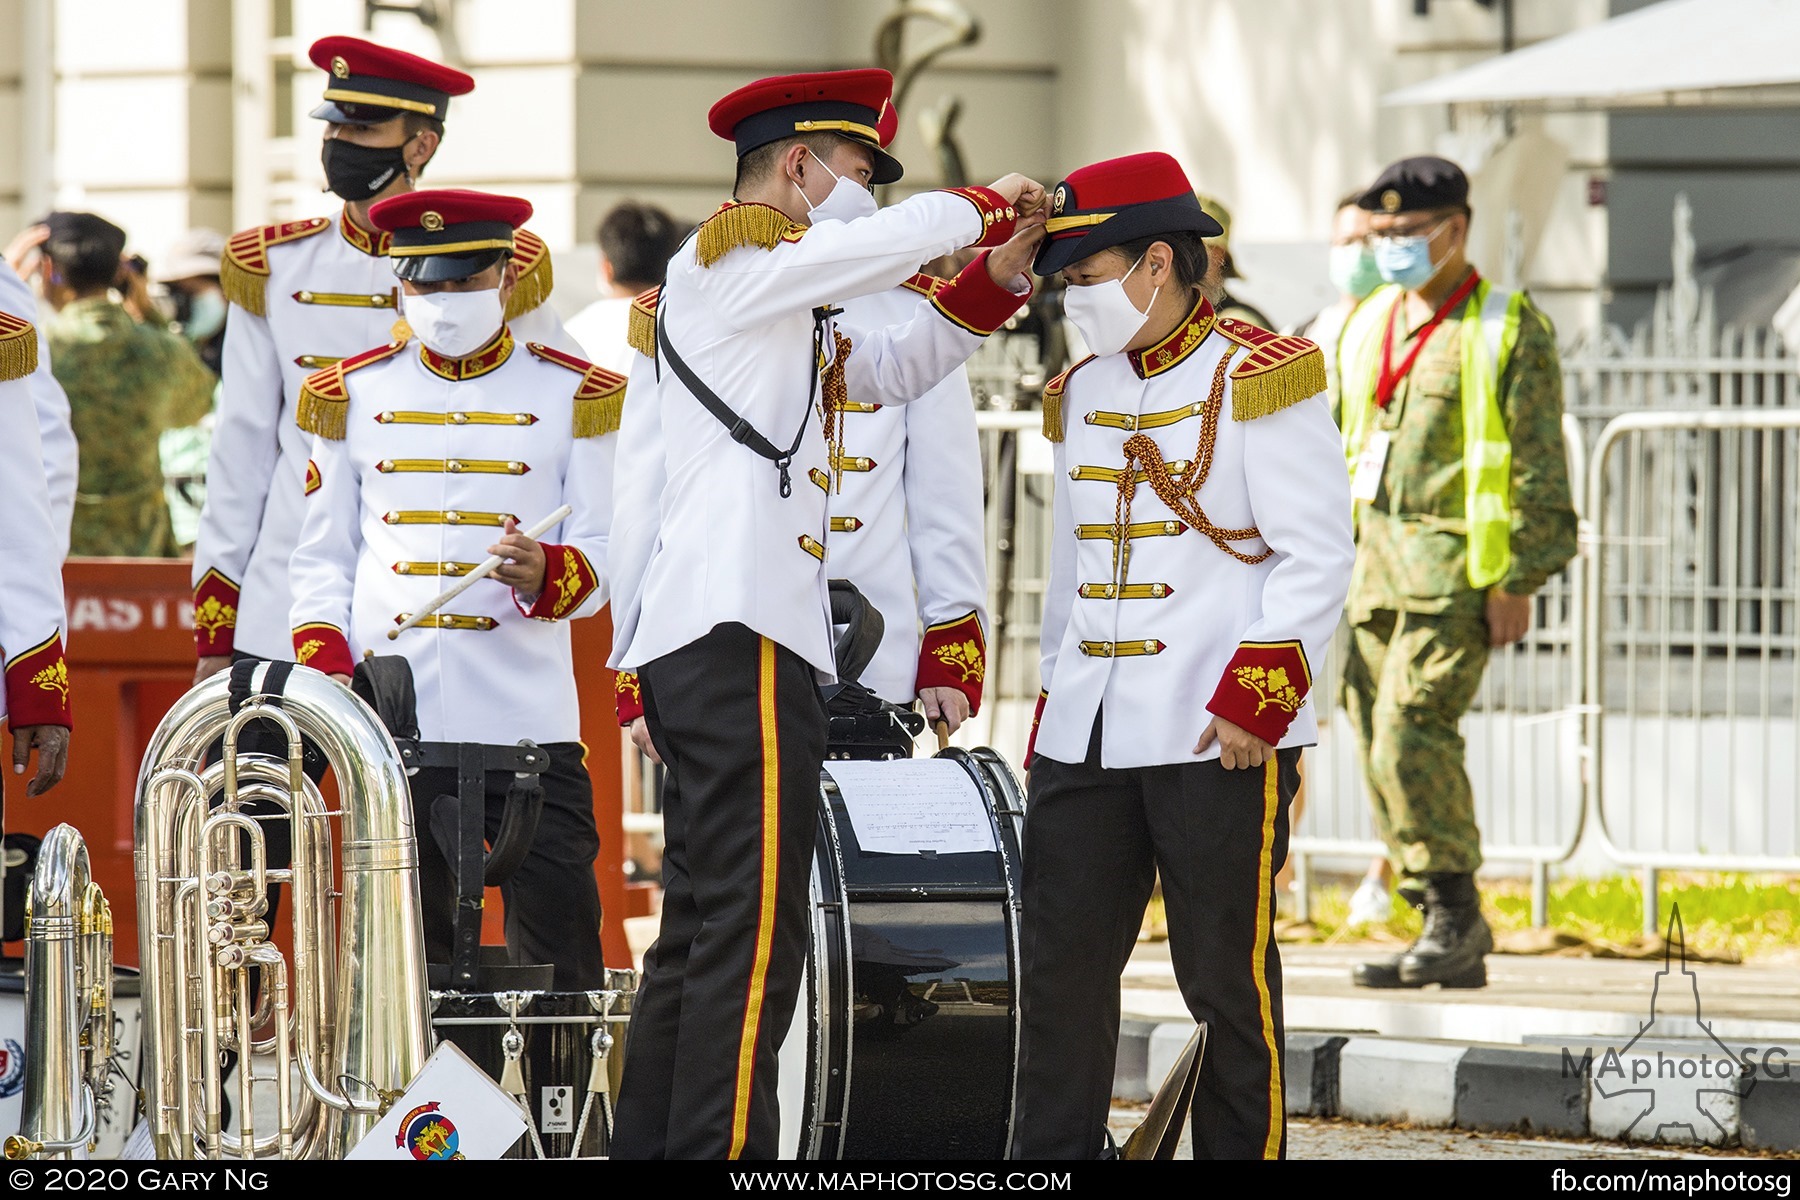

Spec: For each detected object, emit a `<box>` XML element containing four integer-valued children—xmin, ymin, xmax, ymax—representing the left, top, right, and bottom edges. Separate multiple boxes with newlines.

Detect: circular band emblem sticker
<box><xmin>397</xmin><ymin>1101</ymin><xmax>465</xmax><ymax>1160</ymax></box>
<box><xmin>0</xmin><ymin>1039</ymin><xmax>25</xmax><ymax>1099</ymax></box>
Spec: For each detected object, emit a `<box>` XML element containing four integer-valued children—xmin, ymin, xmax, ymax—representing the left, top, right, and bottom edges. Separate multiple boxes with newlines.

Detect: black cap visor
<box><xmin>1032</xmin><ymin>194</ymin><xmax>1222</xmax><ymax>276</ymax></box>
<box><xmin>391</xmin><ymin>247</ymin><xmax>511</xmax><ymax>284</ymax></box>
<box><xmin>733</xmin><ymin>100</ymin><xmax>904</xmax><ymax>185</ymax></box>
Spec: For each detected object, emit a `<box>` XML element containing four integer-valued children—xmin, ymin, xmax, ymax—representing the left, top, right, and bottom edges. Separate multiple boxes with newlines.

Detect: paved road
<box><xmin>1105</xmin><ymin>1113</ymin><xmax>1759</xmax><ymax>1160</ymax></box>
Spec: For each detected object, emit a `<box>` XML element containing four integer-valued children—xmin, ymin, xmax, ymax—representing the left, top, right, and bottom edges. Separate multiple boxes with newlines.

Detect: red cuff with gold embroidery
<box><xmin>193</xmin><ymin>568</ymin><xmax>241</xmax><ymax>657</ymax></box>
<box><xmin>1205</xmin><ymin>640</ymin><xmax>1312</xmax><ymax>747</ymax></box>
<box><xmin>940</xmin><ymin>185</ymin><xmax>1018</xmax><ymax>249</ymax></box>
<box><xmin>930</xmin><ymin>251</ymin><xmax>1032</xmax><ymax>336</ymax></box>
<box><xmin>292</xmin><ymin>623</ymin><xmax>354</xmax><ymax>678</ymax></box>
<box><xmin>916</xmin><ymin>611</ymin><xmax>986</xmax><ymax>715</ymax></box>
<box><xmin>517</xmin><ymin>543</ymin><xmax>601</xmax><ymax>622</ymax></box>
<box><xmin>616</xmin><ymin>671</ymin><xmax>644</xmax><ymax>726</ymax></box>
<box><xmin>1024</xmin><ymin>689</ymin><xmax>1047</xmax><ymax>770</ymax></box>
<box><xmin>5</xmin><ymin>634</ymin><xmax>72</xmax><ymax>728</ymax></box>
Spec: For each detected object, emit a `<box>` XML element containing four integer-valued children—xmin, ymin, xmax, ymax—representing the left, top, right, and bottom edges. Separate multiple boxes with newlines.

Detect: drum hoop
<box><xmin>811</xmin><ymin>782</ymin><xmax>856</xmax><ymax>1159</ymax></box>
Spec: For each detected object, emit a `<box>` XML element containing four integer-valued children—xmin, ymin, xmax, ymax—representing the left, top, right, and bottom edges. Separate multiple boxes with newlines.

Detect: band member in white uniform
<box><xmin>0</xmin><ymin>258</ymin><xmax>75</xmax><ymax>556</ymax></box>
<box><xmin>606</xmin><ymin>66</ymin><xmax>1045</xmax><ymax>1160</ymax></box>
<box><xmin>1013</xmin><ymin>152</ymin><xmax>1355</xmax><ymax>1160</ymax></box>
<box><xmin>193</xmin><ymin>35</ymin><xmax>569</xmax><ymax>681</ymax></box>
<box><xmin>288</xmin><ymin>189</ymin><xmax>617</xmax><ymax>989</ymax></box>
<box><xmin>0</xmin><ymin>300</ymin><xmax>72</xmax><ymax>795</ymax></box>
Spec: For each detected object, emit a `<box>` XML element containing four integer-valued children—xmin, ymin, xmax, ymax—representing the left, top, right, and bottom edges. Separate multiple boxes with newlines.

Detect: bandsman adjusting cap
<box><xmin>368</xmin><ymin>188</ymin><xmax>531</xmax><ymax>283</ymax></box>
<box><xmin>1033</xmin><ymin>152</ymin><xmax>1223</xmax><ymax>276</ymax></box>
<box><xmin>1357</xmin><ymin>155</ymin><xmax>1470</xmax><ymax>215</ymax></box>
<box><xmin>308</xmin><ymin>35</ymin><xmax>474</xmax><ymax>126</ymax></box>
<box><xmin>708</xmin><ymin>68</ymin><xmax>904</xmax><ymax>186</ymax></box>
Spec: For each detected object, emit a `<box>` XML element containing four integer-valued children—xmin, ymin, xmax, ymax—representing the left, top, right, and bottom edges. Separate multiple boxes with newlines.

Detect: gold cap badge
<box><xmin>421</xmin><ymin>211</ymin><xmax>445</xmax><ymax>232</ymax></box>
<box><xmin>1051</xmin><ymin>184</ymin><xmax>1068</xmax><ymax>217</ymax></box>
<box><xmin>331</xmin><ymin>55</ymin><xmax>350</xmax><ymax>79</ymax></box>
<box><xmin>1380</xmin><ymin>188</ymin><xmax>1401</xmax><ymax>213</ymax></box>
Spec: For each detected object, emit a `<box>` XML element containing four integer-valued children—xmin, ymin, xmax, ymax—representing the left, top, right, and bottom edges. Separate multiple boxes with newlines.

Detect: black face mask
<box><xmin>321</xmin><ymin>138</ymin><xmax>410</xmax><ymax>201</ymax></box>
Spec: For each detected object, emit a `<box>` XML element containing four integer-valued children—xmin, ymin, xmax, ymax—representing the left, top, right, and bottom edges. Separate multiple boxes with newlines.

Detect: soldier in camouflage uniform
<box><xmin>1334</xmin><ymin>158</ymin><xmax>1577</xmax><ymax>989</ymax></box>
<box><xmin>35</xmin><ymin>212</ymin><xmax>214</xmax><ymax>556</ymax></box>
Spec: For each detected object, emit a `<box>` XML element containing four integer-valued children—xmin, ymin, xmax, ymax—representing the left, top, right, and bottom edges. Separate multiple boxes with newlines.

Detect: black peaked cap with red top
<box><xmin>369</xmin><ymin>188</ymin><xmax>532</xmax><ymax>283</ymax></box>
<box><xmin>1033</xmin><ymin>151</ymin><xmax>1223</xmax><ymax>276</ymax></box>
<box><xmin>709</xmin><ymin>68</ymin><xmax>904</xmax><ymax>185</ymax></box>
<box><xmin>308</xmin><ymin>35</ymin><xmax>474</xmax><ymax>127</ymax></box>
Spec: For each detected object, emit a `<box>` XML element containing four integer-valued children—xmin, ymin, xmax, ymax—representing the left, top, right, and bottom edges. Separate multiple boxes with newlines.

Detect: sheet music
<box><xmin>824</xmin><ymin>759</ymin><xmax>997</xmax><ymax>856</ymax></box>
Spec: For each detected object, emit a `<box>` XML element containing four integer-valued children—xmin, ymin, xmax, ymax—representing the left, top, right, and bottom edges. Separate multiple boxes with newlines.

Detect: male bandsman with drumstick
<box><xmin>607</xmin><ymin>67</ymin><xmax>1045</xmax><ymax>1159</ymax></box>
<box><xmin>287</xmin><ymin>189</ymin><xmax>617</xmax><ymax>989</ymax></box>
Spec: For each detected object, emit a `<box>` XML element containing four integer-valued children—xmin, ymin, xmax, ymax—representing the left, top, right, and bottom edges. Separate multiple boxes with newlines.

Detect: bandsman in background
<box><xmin>193</xmin><ymin>35</ymin><xmax>571</xmax><ymax>683</ymax></box>
<box><xmin>0</xmin><ymin>295</ymin><xmax>72</xmax><ymax>796</ymax></box>
<box><xmin>607</xmin><ymin>67</ymin><xmax>1043</xmax><ymax>1159</ymax></box>
<box><xmin>0</xmin><ymin>242</ymin><xmax>77</xmax><ymax>557</ymax></box>
<box><xmin>1017</xmin><ymin>152</ymin><xmax>1354</xmax><ymax>1159</ymax></box>
<box><xmin>1337</xmin><ymin>156</ymin><xmax>1577</xmax><ymax>990</ymax></box>
<box><xmin>1193</xmin><ymin>192</ymin><xmax>1274</xmax><ymax>329</ymax></box>
<box><xmin>288</xmin><ymin>190</ymin><xmax>617</xmax><ymax>989</ymax></box>
<box><xmin>612</xmin><ymin>100</ymin><xmax>990</xmax><ymax>744</ymax></box>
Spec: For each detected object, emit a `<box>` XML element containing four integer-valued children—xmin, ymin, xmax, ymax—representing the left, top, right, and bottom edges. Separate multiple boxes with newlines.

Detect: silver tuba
<box><xmin>133</xmin><ymin>663</ymin><xmax>431</xmax><ymax>1158</ymax></box>
<box><xmin>3</xmin><ymin>824</ymin><xmax>114</xmax><ymax>1161</ymax></box>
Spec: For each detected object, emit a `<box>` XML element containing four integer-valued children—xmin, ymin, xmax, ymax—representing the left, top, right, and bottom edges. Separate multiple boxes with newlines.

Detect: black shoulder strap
<box><xmin>655</xmin><ymin>297</ymin><xmax>840</xmax><ymax>498</ymax></box>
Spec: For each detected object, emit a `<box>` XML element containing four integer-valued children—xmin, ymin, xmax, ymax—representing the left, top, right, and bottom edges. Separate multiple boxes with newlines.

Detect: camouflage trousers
<box><xmin>1340</xmin><ymin>608</ymin><xmax>1489</xmax><ymax>881</ymax></box>
<box><xmin>71</xmin><ymin>486</ymin><xmax>175</xmax><ymax>558</ymax></box>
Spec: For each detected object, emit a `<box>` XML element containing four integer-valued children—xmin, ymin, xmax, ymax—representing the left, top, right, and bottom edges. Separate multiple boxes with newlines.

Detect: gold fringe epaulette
<box><xmin>1215</xmin><ymin>317</ymin><xmax>1326</xmax><ymax>421</ymax></box>
<box><xmin>295</xmin><ymin>340</ymin><xmax>405</xmax><ymax>439</ymax></box>
<box><xmin>527</xmin><ymin>342</ymin><xmax>627</xmax><ymax>437</ymax></box>
<box><xmin>220</xmin><ymin>218</ymin><xmax>330</xmax><ymax>317</ymax></box>
<box><xmin>694</xmin><ymin>201</ymin><xmax>807</xmax><ymax>268</ymax></box>
<box><xmin>627</xmin><ymin>286</ymin><xmax>660</xmax><ymax>358</ymax></box>
<box><xmin>1040</xmin><ymin>355</ymin><xmax>1094</xmax><ymax>444</ymax></box>
<box><xmin>0</xmin><ymin>313</ymin><xmax>38</xmax><ymax>381</ymax></box>
<box><xmin>505</xmin><ymin>230</ymin><xmax>555</xmax><ymax>321</ymax></box>
<box><xmin>899</xmin><ymin>272</ymin><xmax>946</xmax><ymax>299</ymax></box>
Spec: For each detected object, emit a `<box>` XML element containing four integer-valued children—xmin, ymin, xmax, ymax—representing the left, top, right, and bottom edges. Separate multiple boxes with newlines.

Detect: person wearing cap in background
<box><xmin>1194</xmin><ymin>192</ymin><xmax>1274</xmax><ymax>328</ymax></box>
<box><xmin>0</xmin><ymin>286</ymin><xmax>72</xmax><ymax>797</ymax></box>
<box><xmin>32</xmin><ymin>211</ymin><xmax>214</xmax><ymax>557</ymax></box>
<box><xmin>0</xmin><ymin>232</ymin><xmax>79</xmax><ymax>558</ymax></box>
<box><xmin>191</xmin><ymin>35</ymin><xmax>573</xmax><ymax>687</ymax></box>
<box><xmin>1336</xmin><ymin>156</ymin><xmax>1576</xmax><ymax>991</ymax></box>
<box><xmin>607</xmin><ymin>66</ymin><xmax>1045</xmax><ymax>1159</ymax></box>
<box><xmin>155</xmin><ymin>229</ymin><xmax>229</xmax><ymax>553</ymax></box>
<box><xmin>288</xmin><ymin>189</ymin><xmax>618</xmax><ymax>989</ymax></box>
<box><xmin>610</xmin><ymin>95</ymin><xmax>992</xmax><ymax>762</ymax></box>
<box><xmin>1015</xmin><ymin>151</ymin><xmax>1353</xmax><ymax>1159</ymax></box>
<box><xmin>565</xmin><ymin>200</ymin><xmax>686</xmax><ymax>375</ymax></box>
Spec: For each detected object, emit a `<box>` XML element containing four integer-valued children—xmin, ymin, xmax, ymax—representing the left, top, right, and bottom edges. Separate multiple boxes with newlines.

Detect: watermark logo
<box><xmin>1560</xmin><ymin>906</ymin><xmax>1775</xmax><ymax>1145</ymax></box>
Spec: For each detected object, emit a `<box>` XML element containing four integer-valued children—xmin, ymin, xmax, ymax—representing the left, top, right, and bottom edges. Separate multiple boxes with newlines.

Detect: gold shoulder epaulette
<box><xmin>1214</xmin><ymin>317</ymin><xmax>1326</xmax><ymax>421</ymax></box>
<box><xmin>220</xmin><ymin>218</ymin><xmax>331</xmax><ymax>318</ymax></box>
<box><xmin>528</xmin><ymin>342</ymin><xmax>627</xmax><ymax>438</ymax></box>
<box><xmin>505</xmin><ymin>229</ymin><xmax>555</xmax><ymax>322</ymax></box>
<box><xmin>1041</xmin><ymin>355</ymin><xmax>1094</xmax><ymax>444</ymax></box>
<box><xmin>296</xmin><ymin>340</ymin><xmax>405</xmax><ymax>439</ymax></box>
<box><xmin>694</xmin><ymin>201</ymin><xmax>807</xmax><ymax>269</ymax></box>
<box><xmin>0</xmin><ymin>312</ymin><xmax>38</xmax><ymax>382</ymax></box>
<box><xmin>627</xmin><ymin>286</ymin><xmax>660</xmax><ymax>358</ymax></box>
<box><xmin>899</xmin><ymin>272</ymin><xmax>946</xmax><ymax>299</ymax></box>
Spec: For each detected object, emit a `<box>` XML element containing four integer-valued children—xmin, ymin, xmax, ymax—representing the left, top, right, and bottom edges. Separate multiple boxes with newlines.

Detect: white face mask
<box><xmin>402</xmin><ymin>287</ymin><xmax>505</xmax><ymax>358</ymax></box>
<box><xmin>794</xmin><ymin>149</ymin><xmax>878</xmax><ymax>225</ymax></box>
<box><xmin>1062</xmin><ymin>253</ymin><xmax>1158</xmax><ymax>358</ymax></box>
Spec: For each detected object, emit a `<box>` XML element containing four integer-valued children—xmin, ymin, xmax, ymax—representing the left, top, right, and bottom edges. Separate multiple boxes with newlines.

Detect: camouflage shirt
<box><xmin>1345</xmin><ymin>289</ymin><xmax>1578</xmax><ymax>622</ymax></box>
<box><xmin>48</xmin><ymin>296</ymin><xmax>215</xmax><ymax>557</ymax></box>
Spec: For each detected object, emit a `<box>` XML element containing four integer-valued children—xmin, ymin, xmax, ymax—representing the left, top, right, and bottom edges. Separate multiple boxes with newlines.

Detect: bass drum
<box><xmin>777</xmin><ymin>748</ymin><xmax>1025</xmax><ymax>1160</ymax></box>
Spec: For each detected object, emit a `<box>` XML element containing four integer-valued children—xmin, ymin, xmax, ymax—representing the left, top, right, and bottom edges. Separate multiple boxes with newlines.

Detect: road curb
<box><xmin>1115</xmin><ymin>1020</ymin><xmax>1800</xmax><ymax>1151</ymax></box>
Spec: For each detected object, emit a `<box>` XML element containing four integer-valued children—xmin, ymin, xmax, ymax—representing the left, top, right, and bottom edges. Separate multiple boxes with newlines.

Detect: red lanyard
<box><xmin>1375</xmin><ymin>270</ymin><xmax>1481</xmax><ymax>409</ymax></box>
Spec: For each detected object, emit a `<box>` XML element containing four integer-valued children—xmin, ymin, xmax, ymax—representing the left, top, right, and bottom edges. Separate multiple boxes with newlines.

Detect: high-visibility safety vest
<box><xmin>1338</xmin><ymin>278</ymin><xmax>1523</xmax><ymax>590</ymax></box>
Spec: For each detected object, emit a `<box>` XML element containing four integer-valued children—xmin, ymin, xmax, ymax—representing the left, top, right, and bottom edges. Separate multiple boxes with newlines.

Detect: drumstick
<box><xmin>934</xmin><ymin>718</ymin><xmax>951</xmax><ymax>753</ymax></box>
<box><xmin>387</xmin><ymin>504</ymin><xmax>572</xmax><ymax>640</ymax></box>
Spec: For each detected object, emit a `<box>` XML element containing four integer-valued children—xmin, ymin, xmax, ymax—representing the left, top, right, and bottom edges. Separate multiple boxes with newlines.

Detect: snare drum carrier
<box><xmin>776</xmin><ymin>584</ymin><xmax>1027</xmax><ymax>1159</ymax></box>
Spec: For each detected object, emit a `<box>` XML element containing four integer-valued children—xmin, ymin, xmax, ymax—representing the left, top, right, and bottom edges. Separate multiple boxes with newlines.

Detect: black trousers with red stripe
<box><xmin>611</xmin><ymin>622</ymin><xmax>826</xmax><ymax>1160</ymax></box>
<box><xmin>1011</xmin><ymin>719</ymin><xmax>1298</xmax><ymax>1160</ymax></box>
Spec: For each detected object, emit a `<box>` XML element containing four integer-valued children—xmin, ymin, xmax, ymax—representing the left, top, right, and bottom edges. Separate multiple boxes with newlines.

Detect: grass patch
<box><xmin>1270</xmin><ymin>871</ymin><xmax>1800</xmax><ymax>961</ymax></box>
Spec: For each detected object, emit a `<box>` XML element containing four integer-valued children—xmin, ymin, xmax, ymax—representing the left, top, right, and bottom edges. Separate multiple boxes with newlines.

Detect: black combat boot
<box><xmin>1396</xmin><ymin>872</ymin><xmax>1492</xmax><ymax>988</ymax></box>
<box><xmin>1350</xmin><ymin>884</ymin><xmax>1426</xmax><ymax>988</ymax></box>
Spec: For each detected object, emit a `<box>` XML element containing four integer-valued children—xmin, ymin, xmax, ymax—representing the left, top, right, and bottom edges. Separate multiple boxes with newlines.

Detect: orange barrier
<box><xmin>2</xmin><ymin>558</ymin><xmax>634</xmax><ymax>969</ymax></box>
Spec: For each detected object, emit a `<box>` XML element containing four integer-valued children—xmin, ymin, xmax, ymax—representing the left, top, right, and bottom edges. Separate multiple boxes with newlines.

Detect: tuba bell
<box><xmin>132</xmin><ymin>662</ymin><xmax>432</xmax><ymax>1158</ymax></box>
